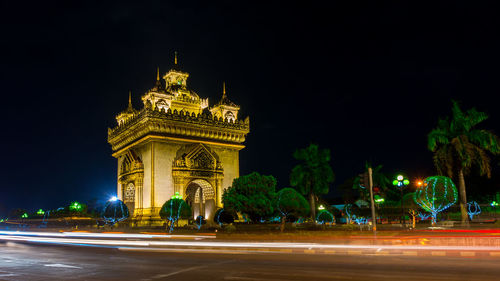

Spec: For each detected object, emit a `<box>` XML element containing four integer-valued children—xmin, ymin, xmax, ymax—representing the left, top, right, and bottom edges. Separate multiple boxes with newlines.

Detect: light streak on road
<box><xmin>0</xmin><ymin>230</ymin><xmax>214</xmax><ymax>239</ymax></box>
<box><xmin>1</xmin><ymin>230</ymin><xmax>500</xmax><ymax>253</ymax></box>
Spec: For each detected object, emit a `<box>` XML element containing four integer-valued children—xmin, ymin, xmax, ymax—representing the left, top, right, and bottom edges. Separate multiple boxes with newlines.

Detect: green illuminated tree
<box><xmin>102</xmin><ymin>199</ymin><xmax>129</xmax><ymax>227</ymax></box>
<box><xmin>223</xmin><ymin>172</ymin><xmax>277</xmax><ymax>222</ymax></box>
<box><xmin>276</xmin><ymin>188</ymin><xmax>310</xmax><ymax>232</ymax></box>
<box><xmin>428</xmin><ymin>100</ymin><xmax>500</xmax><ymax>224</ymax></box>
<box><xmin>414</xmin><ymin>176</ymin><xmax>458</xmax><ymax>226</ymax></box>
<box><xmin>290</xmin><ymin>144</ymin><xmax>334</xmax><ymax>220</ymax></box>
<box><xmin>159</xmin><ymin>198</ymin><xmax>191</xmax><ymax>233</ymax></box>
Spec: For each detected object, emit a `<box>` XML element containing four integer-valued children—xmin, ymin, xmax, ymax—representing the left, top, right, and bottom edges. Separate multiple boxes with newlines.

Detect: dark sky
<box><xmin>1</xmin><ymin>1</ymin><xmax>500</xmax><ymax>216</ymax></box>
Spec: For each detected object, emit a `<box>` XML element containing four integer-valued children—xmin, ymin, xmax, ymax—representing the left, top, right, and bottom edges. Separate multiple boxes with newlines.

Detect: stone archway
<box><xmin>184</xmin><ymin>179</ymin><xmax>216</xmax><ymax>220</ymax></box>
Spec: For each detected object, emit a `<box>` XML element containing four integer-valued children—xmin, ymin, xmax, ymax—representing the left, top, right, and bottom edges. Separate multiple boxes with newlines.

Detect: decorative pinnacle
<box><xmin>128</xmin><ymin>91</ymin><xmax>132</xmax><ymax>108</ymax></box>
<box><xmin>222</xmin><ymin>82</ymin><xmax>226</xmax><ymax>99</ymax></box>
<box><xmin>174</xmin><ymin>51</ymin><xmax>178</xmax><ymax>65</ymax></box>
<box><xmin>157</xmin><ymin>67</ymin><xmax>160</xmax><ymax>81</ymax></box>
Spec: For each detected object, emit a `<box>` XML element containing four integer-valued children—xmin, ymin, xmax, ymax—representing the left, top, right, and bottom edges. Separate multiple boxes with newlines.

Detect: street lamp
<box><xmin>393</xmin><ymin>174</ymin><xmax>410</xmax><ymax>226</ymax></box>
<box><xmin>491</xmin><ymin>201</ymin><xmax>499</xmax><ymax>216</ymax></box>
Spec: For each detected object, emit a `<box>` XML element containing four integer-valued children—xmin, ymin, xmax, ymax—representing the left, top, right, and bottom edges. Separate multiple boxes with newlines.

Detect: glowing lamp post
<box><xmin>393</xmin><ymin>174</ymin><xmax>410</xmax><ymax>225</ymax></box>
<box><xmin>492</xmin><ymin>201</ymin><xmax>499</xmax><ymax>216</ymax></box>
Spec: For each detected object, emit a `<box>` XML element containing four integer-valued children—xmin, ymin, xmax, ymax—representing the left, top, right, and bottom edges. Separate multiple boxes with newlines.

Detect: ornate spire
<box><xmin>128</xmin><ymin>91</ymin><xmax>132</xmax><ymax>109</ymax></box>
<box><xmin>174</xmin><ymin>51</ymin><xmax>178</xmax><ymax>65</ymax></box>
<box><xmin>216</xmin><ymin>81</ymin><xmax>238</xmax><ymax>108</ymax></box>
<box><xmin>151</xmin><ymin>67</ymin><xmax>165</xmax><ymax>92</ymax></box>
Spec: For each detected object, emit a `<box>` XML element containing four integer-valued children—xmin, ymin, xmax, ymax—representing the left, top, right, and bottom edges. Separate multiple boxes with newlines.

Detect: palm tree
<box><xmin>428</xmin><ymin>100</ymin><xmax>500</xmax><ymax>224</ymax></box>
<box><xmin>290</xmin><ymin>144</ymin><xmax>335</xmax><ymax>221</ymax></box>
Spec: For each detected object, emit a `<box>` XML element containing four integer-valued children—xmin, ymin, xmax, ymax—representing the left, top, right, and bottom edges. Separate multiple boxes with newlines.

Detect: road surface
<box><xmin>1</xmin><ymin>240</ymin><xmax>500</xmax><ymax>280</ymax></box>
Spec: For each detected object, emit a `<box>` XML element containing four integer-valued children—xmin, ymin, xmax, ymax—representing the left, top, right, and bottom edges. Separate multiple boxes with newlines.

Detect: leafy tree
<box><xmin>428</xmin><ymin>100</ymin><xmax>500</xmax><ymax>223</ymax></box>
<box><xmin>276</xmin><ymin>188</ymin><xmax>310</xmax><ymax>232</ymax></box>
<box><xmin>159</xmin><ymin>198</ymin><xmax>192</xmax><ymax>233</ymax></box>
<box><xmin>290</xmin><ymin>144</ymin><xmax>334</xmax><ymax>220</ymax></box>
<box><xmin>316</xmin><ymin>210</ymin><xmax>334</xmax><ymax>224</ymax></box>
<box><xmin>223</xmin><ymin>172</ymin><xmax>277</xmax><ymax>222</ymax></box>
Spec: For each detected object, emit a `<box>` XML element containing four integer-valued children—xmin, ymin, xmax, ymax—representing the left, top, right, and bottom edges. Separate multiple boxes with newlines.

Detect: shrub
<box><xmin>316</xmin><ymin>210</ymin><xmax>334</xmax><ymax>224</ymax></box>
<box><xmin>223</xmin><ymin>172</ymin><xmax>277</xmax><ymax>222</ymax></box>
<box><xmin>214</xmin><ymin>209</ymin><xmax>235</xmax><ymax>225</ymax></box>
<box><xmin>160</xmin><ymin>198</ymin><xmax>192</xmax><ymax>233</ymax></box>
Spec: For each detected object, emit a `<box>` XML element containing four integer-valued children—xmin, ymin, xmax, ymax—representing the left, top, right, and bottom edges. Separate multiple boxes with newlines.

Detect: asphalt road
<box><xmin>1</xmin><ymin>241</ymin><xmax>500</xmax><ymax>281</ymax></box>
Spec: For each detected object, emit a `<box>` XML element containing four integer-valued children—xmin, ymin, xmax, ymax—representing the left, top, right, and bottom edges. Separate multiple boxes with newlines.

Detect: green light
<box><xmin>171</xmin><ymin>191</ymin><xmax>182</xmax><ymax>199</ymax></box>
<box><xmin>403</xmin><ymin>179</ymin><xmax>410</xmax><ymax>185</ymax></box>
<box><xmin>0</xmin><ymin>219</ymin><xmax>3</xmax><ymax>222</ymax></box>
<box><xmin>374</xmin><ymin>195</ymin><xmax>385</xmax><ymax>203</ymax></box>
<box><xmin>21</xmin><ymin>213</ymin><xmax>28</xmax><ymax>218</ymax></box>
<box><xmin>491</xmin><ymin>201</ymin><xmax>499</xmax><ymax>207</ymax></box>
<box><xmin>37</xmin><ymin>209</ymin><xmax>45</xmax><ymax>215</ymax></box>
<box><xmin>69</xmin><ymin>201</ymin><xmax>82</xmax><ymax>211</ymax></box>
<box><xmin>318</xmin><ymin>205</ymin><xmax>325</xmax><ymax>210</ymax></box>
<box><xmin>392</xmin><ymin>180</ymin><xmax>399</xmax><ymax>186</ymax></box>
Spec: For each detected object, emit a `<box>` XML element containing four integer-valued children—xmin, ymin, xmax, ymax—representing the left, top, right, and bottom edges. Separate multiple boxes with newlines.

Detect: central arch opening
<box><xmin>185</xmin><ymin>179</ymin><xmax>215</xmax><ymax>220</ymax></box>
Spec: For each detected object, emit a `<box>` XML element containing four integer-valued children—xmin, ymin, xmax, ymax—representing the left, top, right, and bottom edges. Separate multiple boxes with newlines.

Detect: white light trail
<box><xmin>1</xmin><ymin>230</ymin><xmax>500</xmax><ymax>252</ymax></box>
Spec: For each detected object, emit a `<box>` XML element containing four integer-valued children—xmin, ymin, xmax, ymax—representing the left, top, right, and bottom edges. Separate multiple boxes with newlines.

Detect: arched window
<box><xmin>124</xmin><ymin>183</ymin><xmax>135</xmax><ymax>202</ymax></box>
<box><xmin>224</xmin><ymin>111</ymin><xmax>235</xmax><ymax>122</ymax></box>
<box><xmin>156</xmin><ymin>99</ymin><xmax>169</xmax><ymax>111</ymax></box>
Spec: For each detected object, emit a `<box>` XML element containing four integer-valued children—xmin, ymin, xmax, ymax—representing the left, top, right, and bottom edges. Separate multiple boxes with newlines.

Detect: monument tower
<box><xmin>108</xmin><ymin>55</ymin><xmax>250</xmax><ymax>225</ymax></box>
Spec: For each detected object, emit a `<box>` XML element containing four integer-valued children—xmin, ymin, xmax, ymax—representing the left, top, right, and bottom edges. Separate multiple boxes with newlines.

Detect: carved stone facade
<box><xmin>108</xmin><ymin>59</ymin><xmax>249</xmax><ymax>225</ymax></box>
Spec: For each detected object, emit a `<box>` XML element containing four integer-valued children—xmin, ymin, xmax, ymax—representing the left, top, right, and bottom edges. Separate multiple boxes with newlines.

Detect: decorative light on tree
<box><xmin>344</xmin><ymin>204</ymin><xmax>354</xmax><ymax>224</ymax></box>
<box><xmin>159</xmin><ymin>198</ymin><xmax>191</xmax><ymax>233</ymax></box>
<box><xmin>354</xmin><ymin>217</ymin><xmax>368</xmax><ymax>225</ymax></box>
<box><xmin>37</xmin><ymin>209</ymin><xmax>45</xmax><ymax>215</ymax></box>
<box><xmin>102</xmin><ymin>198</ymin><xmax>129</xmax><ymax>227</ymax></box>
<box><xmin>21</xmin><ymin>213</ymin><xmax>28</xmax><ymax>218</ymax></box>
<box><xmin>413</xmin><ymin>176</ymin><xmax>458</xmax><ymax>226</ymax></box>
<box><xmin>417</xmin><ymin>211</ymin><xmax>431</xmax><ymax>221</ymax></box>
<box><xmin>467</xmin><ymin>201</ymin><xmax>481</xmax><ymax>220</ymax></box>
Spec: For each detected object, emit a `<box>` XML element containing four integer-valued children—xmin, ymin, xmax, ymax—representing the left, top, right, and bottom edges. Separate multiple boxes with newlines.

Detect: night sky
<box><xmin>1</xmin><ymin>1</ymin><xmax>500</xmax><ymax>216</ymax></box>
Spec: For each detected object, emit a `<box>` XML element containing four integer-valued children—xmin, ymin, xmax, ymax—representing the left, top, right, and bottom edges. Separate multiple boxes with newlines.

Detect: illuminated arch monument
<box><xmin>108</xmin><ymin>61</ymin><xmax>250</xmax><ymax>225</ymax></box>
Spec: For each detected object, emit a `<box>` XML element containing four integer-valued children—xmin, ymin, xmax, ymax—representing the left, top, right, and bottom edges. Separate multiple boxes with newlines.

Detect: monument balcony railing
<box><xmin>108</xmin><ymin>106</ymin><xmax>249</xmax><ymax>140</ymax></box>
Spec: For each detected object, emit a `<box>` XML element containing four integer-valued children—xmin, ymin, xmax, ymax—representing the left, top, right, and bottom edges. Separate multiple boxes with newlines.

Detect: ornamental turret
<box><xmin>210</xmin><ymin>82</ymin><xmax>239</xmax><ymax>122</ymax></box>
<box><xmin>141</xmin><ymin>54</ymin><xmax>208</xmax><ymax>114</ymax></box>
<box><xmin>116</xmin><ymin>91</ymin><xmax>138</xmax><ymax>125</ymax></box>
